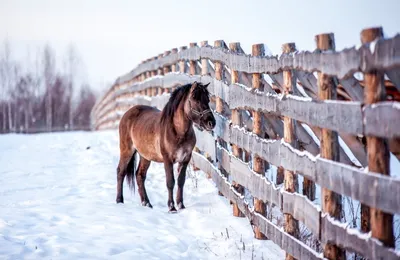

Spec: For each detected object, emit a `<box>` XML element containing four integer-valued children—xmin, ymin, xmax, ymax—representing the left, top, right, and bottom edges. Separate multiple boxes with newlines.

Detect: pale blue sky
<box><xmin>1</xmin><ymin>0</ymin><xmax>399</xmax><ymax>91</ymax></box>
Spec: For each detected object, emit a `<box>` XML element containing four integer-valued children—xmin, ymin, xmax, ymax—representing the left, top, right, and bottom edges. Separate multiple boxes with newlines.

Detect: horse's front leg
<box><xmin>176</xmin><ymin>162</ymin><xmax>188</xmax><ymax>210</ymax></box>
<box><xmin>164</xmin><ymin>161</ymin><xmax>177</xmax><ymax>212</ymax></box>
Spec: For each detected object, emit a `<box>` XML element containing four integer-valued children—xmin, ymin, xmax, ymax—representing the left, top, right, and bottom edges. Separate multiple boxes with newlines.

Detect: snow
<box><xmin>0</xmin><ymin>131</ymin><xmax>284</xmax><ymax>260</ymax></box>
<box><xmin>391</xmin><ymin>153</ymin><xmax>400</xmax><ymax>178</ymax></box>
<box><xmin>338</xmin><ymin>136</ymin><xmax>363</xmax><ymax>168</ymax></box>
<box><xmin>369</xmin><ymin>38</ymin><xmax>379</xmax><ymax>54</ymax></box>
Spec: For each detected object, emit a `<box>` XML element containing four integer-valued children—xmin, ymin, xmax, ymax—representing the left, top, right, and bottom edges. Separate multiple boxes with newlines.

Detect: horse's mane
<box><xmin>160</xmin><ymin>83</ymin><xmax>209</xmax><ymax>125</ymax></box>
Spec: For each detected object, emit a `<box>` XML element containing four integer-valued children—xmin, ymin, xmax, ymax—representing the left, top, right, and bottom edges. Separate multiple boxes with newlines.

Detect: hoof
<box><xmin>142</xmin><ymin>201</ymin><xmax>153</xmax><ymax>208</ymax></box>
<box><xmin>168</xmin><ymin>206</ymin><xmax>177</xmax><ymax>213</ymax></box>
<box><xmin>116</xmin><ymin>197</ymin><xmax>124</xmax><ymax>204</ymax></box>
<box><xmin>177</xmin><ymin>202</ymin><xmax>185</xmax><ymax>210</ymax></box>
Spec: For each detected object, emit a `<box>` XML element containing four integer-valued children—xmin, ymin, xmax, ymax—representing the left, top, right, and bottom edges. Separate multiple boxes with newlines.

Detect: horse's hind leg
<box><xmin>164</xmin><ymin>161</ymin><xmax>177</xmax><ymax>212</ymax></box>
<box><xmin>116</xmin><ymin>133</ymin><xmax>135</xmax><ymax>203</ymax></box>
<box><xmin>116</xmin><ymin>151</ymin><xmax>135</xmax><ymax>203</ymax></box>
<box><xmin>136</xmin><ymin>156</ymin><xmax>152</xmax><ymax>208</ymax></box>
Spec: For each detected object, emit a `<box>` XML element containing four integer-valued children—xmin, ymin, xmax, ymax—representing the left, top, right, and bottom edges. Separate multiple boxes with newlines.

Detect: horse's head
<box><xmin>185</xmin><ymin>82</ymin><xmax>216</xmax><ymax>131</ymax></box>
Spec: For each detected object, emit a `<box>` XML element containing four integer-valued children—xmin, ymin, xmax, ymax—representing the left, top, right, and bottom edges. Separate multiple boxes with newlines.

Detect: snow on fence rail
<box><xmin>91</xmin><ymin>27</ymin><xmax>400</xmax><ymax>259</ymax></box>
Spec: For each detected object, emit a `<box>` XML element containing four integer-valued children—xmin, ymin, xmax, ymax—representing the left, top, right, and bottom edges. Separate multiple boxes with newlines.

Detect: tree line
<box><xmin>0</xmin><ymin>41</ymin><xmax>97</xmax><ymax>133</ymax></box>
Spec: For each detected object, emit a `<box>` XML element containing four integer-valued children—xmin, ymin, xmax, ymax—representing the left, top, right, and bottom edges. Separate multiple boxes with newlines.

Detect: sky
<box><xmin>0</xmin><ymin>0</ymin><xmax>399</xmax><ymax>93</ymax></box>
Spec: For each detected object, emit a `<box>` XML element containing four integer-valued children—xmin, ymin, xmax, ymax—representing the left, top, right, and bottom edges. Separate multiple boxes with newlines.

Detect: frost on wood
<box><xmin>194</xmin><ymin>127</ymin><xmax>216</xmax><ymax>162</ymax></box>
<box><xmin>228</xmin><ymin>124</ymin><xmax>316</xmax><ymax>178</ymax></box>
<box><xmin>216</xmin><ymin>146</ymin><xmax>282</xmax><ymax>208</ymax></box>
<box><xmin>115</xmin><ymin>35</ymin><xmax>400</xmax><ymax>86</ymax></box>
<box><xmin>191</xmin><ymin>151</ymin><xmax>324</xmax><ymax>260</ymax></box>
<box><xmin>363</xmin><ymin>101</ymin><xmax>400</xmax><ymax>138</ymax></box>
<box><xmin>316</xmin><ymin>158</ymin><xmax>400</xmax><ymax>215</ymax></box>
<box><xmin>321</xmin><ymin>214</ymin><xmax>400</xmax><ymax>260</ymax></box>
<box><xmin>282</xmin><ymin>191</ymin><xmax>321</xmax><ymax>237</ymax></box>
<box><xmin>97</xmin><ymin>73</ymin><xmax>399</xmax><ymax>139</ymax></box>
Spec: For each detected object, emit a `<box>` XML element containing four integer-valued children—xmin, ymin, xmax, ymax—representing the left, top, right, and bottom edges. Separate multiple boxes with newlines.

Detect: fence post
<box><xmin>163</xmin><ymin>51</ymin><xmax>171</xmax><ymax>94</ymax></box>
<box><xmin>229</xmin><ymin>42</ymin><xmax>245</xmax><ymax>218</ymax></box>
<box><xmin>361</xmin><ymin>27</ymin><xmax>394</xmax><ymax>247</ymax></box>
<box><xmin>214</xmin><ymin>40</ymin><xmax>228</xmax><ymax>197</ymax></box>
<box><xmin>189</xmin><ymin>42</ymin><xmax>198</xmax><ymax>76</ymax></box>
<box><xmin>200</xmin><ymin>41</ymin><xmax>209</xmax><ymax>76</ymax></box>
<box><xmin>171</xmin><ymin>48</ymin><xmax>178</xmax><ymax>73</ymax></box>
<box><xmin>200</xmin><ymin>40</ymin><xmax>213</xmax><ymax>179</ymax></box>
<box><xmin>155</xmin><ymin>54</ymin><xmax>163</xmax><ymax>95</ymax></box>
<box><xmin>214</xmin><ymin>40</ymin><xmax>226</xmax><ymax>114</ymax></box>
<box><xmin>282</xmin><ymin>42</ymin><xmax>299</xmax><ymax>260</ymax></box>
<box><xmin>315</xmin><ymin>33</ymin><xmax>345</xmax><ymax>260</ymax></box>
<box><xmin>179</xmin><ymin>46</ymin><xmax>187</xmax><ymax>74</ymax></box>
<box><xmin>251</xmin><ymin>43</ymin><xmax>268</xmax><ymax>239</ymax></box>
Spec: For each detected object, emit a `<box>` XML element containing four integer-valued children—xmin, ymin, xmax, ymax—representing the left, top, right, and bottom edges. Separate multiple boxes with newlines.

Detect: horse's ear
<box><xmin>191</xmin><ymin>81</ymin><xmax>198</xmax><ymax>89</ymax></box>
<box><xmin>190</xmin><ymin>81</ymin><xmax>199</xmax><ymax>93</ymax></box>
<box><xmin>203</xmin><ymin>82</ymin><xmax>210</xmax><ymax>88</ymax></box>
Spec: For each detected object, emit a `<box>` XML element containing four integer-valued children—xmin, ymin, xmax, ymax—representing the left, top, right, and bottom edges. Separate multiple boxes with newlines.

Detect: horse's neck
<box><xmin>172</xmin><ymin>103</ymin><xmax>192</xmax><ymax>137</ymax></box>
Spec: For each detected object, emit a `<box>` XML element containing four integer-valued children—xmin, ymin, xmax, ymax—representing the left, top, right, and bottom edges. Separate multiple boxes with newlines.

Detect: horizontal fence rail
<box><xmin>91</xmin><ymin>26</ymin><xmax>400</xmax><ymax>259</ymax></box>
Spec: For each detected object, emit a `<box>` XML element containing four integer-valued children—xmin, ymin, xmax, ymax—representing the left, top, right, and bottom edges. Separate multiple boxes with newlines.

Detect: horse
<box><xmin>116</xmin><ymin>81</ymin><xmax>216</xmax><ymax>212</ymax></box>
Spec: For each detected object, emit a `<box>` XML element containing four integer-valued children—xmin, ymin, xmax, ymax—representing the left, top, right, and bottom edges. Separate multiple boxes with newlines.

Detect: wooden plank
<box><xmin>295</xmin><ymin>71</ymin><xmax>318</xmax><ymax>96</ymax></box>
<box><xmin>193</xmin><ymin>127</ymin><xmax>216</xmax><ymax>162</ymax></box>
<box><xmin>338</xmin><ymin>76</ymin><xmax>364</xmax><ymax>101</ymax></box>
<box><xmin>229</xmin><ymin>125</ymin><xmax>317</xmax><ymax>179</ymax></box>
<box><xmin>385</xmin><ymin>69</ymin><xmax>400</xmax><ymax>91</ymax></box>
<box><xmin>106</xmin><ymin>72</ymin><xmax>399</xmax><ymax>139</ymax></box>
<box><xmin>321</xmin><ymin>215</ymin><xmax>400</xmax><ymax>260</ymax></box>
<box><xmin>191</xmin><ymin>152</ymin><xmax>324</xmax><ymax>260</ymax></box>
<box><xmin>363</xmin><ymin>101</ymin><xmax>400</xmax><ymax>139</ymax></box>
<box><xmin>114</xmin><ymin>35</ymin><xmax>400</xmax><ymax>86</ymax></box>
<box><xmin>281</xmin><ymin>191</ymin><xmax>321</xmax><ymax>237</ymax></box>
<box><xmin>316</xmin><ymin>158</ymin><xmax>400</xmax><ymax>215</ymax></box>
<box><xmin>217</xmin><ymin>147</ymin><xmax>282</xmax><ymax>208</ymax></box>
<box><xmin>226</xmin><ymin>82</ymin><xmax>364</xmax><ymax>136</ymax></box>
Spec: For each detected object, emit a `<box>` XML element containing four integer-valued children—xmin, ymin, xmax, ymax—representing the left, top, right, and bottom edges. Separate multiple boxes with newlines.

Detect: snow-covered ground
<box><xmin>0</xmin><ymin>130</ymin><xmax>284</xmax><ymax>260</ymax></box>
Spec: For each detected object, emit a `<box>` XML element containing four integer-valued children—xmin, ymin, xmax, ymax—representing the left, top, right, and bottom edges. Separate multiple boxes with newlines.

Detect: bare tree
<box><xmin>43</xmin><ymin>44</ymin><xmax>55</xmax><ymax>131</ymax></box>
<box><xmin>0</xmin><ymin>40</ymin><xmax>21</xmax><ymax>132</ymax></box>
<box><xmin>64</xmin><ymin>44</ymin><xmax>83</xmax><ymax>130</ymax></box>
<box><xmin>0</xmin><ymin>41</ymin><xmax>93</xmax><ymax>133</ymax></box>
<box><xmin>74</xmin><ymin>84</ymin><xmax>96</xmax><ymax>128</ymax></box>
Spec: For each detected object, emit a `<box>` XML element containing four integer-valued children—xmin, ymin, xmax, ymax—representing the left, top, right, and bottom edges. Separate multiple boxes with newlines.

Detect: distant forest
<box><xmin>0</xmin><ymin>41</ymin><xmax>97</xmax><ymax>133</ymax></box>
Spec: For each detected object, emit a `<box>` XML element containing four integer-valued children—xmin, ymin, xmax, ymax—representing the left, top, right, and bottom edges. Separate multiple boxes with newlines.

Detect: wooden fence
<box><xmin>91</xmin><ymin>27</ymin><xmax>400</xmax><ymax>260</ymax></box>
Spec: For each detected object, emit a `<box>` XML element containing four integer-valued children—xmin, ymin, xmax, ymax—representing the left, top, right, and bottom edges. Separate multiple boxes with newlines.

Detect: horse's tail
<box><xmin>126</xmin><ymin>151</ymin><xmax>137</xmax><ymax>192</ymax></box>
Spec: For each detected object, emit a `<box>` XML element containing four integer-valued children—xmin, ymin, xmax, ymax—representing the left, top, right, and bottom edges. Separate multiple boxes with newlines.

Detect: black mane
<box><xmin>160</xmin><ymin>83</ymin><xmax>209</xmax><ymax>125</ymax></box>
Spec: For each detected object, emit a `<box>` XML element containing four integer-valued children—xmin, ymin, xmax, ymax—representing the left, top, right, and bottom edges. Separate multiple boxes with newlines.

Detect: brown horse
<box><xmin>116</xmin><ymin>82</ymin><xmax>216</xmax><ymax>212</ymax></box>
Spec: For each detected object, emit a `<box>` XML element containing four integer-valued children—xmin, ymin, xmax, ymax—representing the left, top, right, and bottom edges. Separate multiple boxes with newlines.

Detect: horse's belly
<box><xmin>132</xmin><ymin>138</ymin><xmax>163</xmax><ymax>163</ymax></box>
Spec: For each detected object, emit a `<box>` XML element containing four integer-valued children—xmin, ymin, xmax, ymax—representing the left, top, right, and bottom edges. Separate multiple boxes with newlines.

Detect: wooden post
<box><xmin>189</xmin><ymin>42</ymin><xmax>198</xmax><ymax>75</ymax></box>
<box><xmin>282</xmin><ymin>42</ymin><xmax>299</xmax><ymax>260</ymax></box>
<box><xmin>229</xmin><ymin>42</ymin><xmax>245</xmax><ymax>218</ymax></box>
<box><xmin>316</xmin><ymin>33</ymin><xmax>345</xmax><ymax>260</ymax></box>
<box><xmin>155</xmin><ymin>54</ymin><xmax>163</xmax><ymax>95</ymax></box>
<box><xmin>171</xmin><ymin>48</ymin><xmax>178</xmax><ymax>73</ymax></box>
<box><xmin>201</xmin><ymin>41</ymin><xmax>209</xmax><ymax>76</ymax></box>
<box><xmin>150</xmin><ymin>57</ymin><xmax>158</xmax><ymax>96</ymax></box>
<box><xmin>361</xmin><ymin>27</ymin><xmax>394</xmax><ymax>247</ymax></box>
<box><xmin>179</xmin><ymin>46</ymin><xmax>187</xmax><ymax>74</ymax></box>
<box><xmin>252</xmin><ymin>43</ymin><xmax>268</xmax><ymax>239</ymax></box>
<box><xmin>162</xmin><ymin>51</ymin><xmax>171</xmax><ymax>94</ymax></box>
<box><xmin>214</xmin><ymin>40</ymin><xmax>228</xmax><ymax>197</ymax></box>
<box><xmin>200</xmin><ymin>40</ymin><xmax>213</xmax><ymax>178</ymax></box>
<box><xmin>214</xmin><ymin>40</ymin><xmax>227</xmax><ymax>114</ymax></box>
